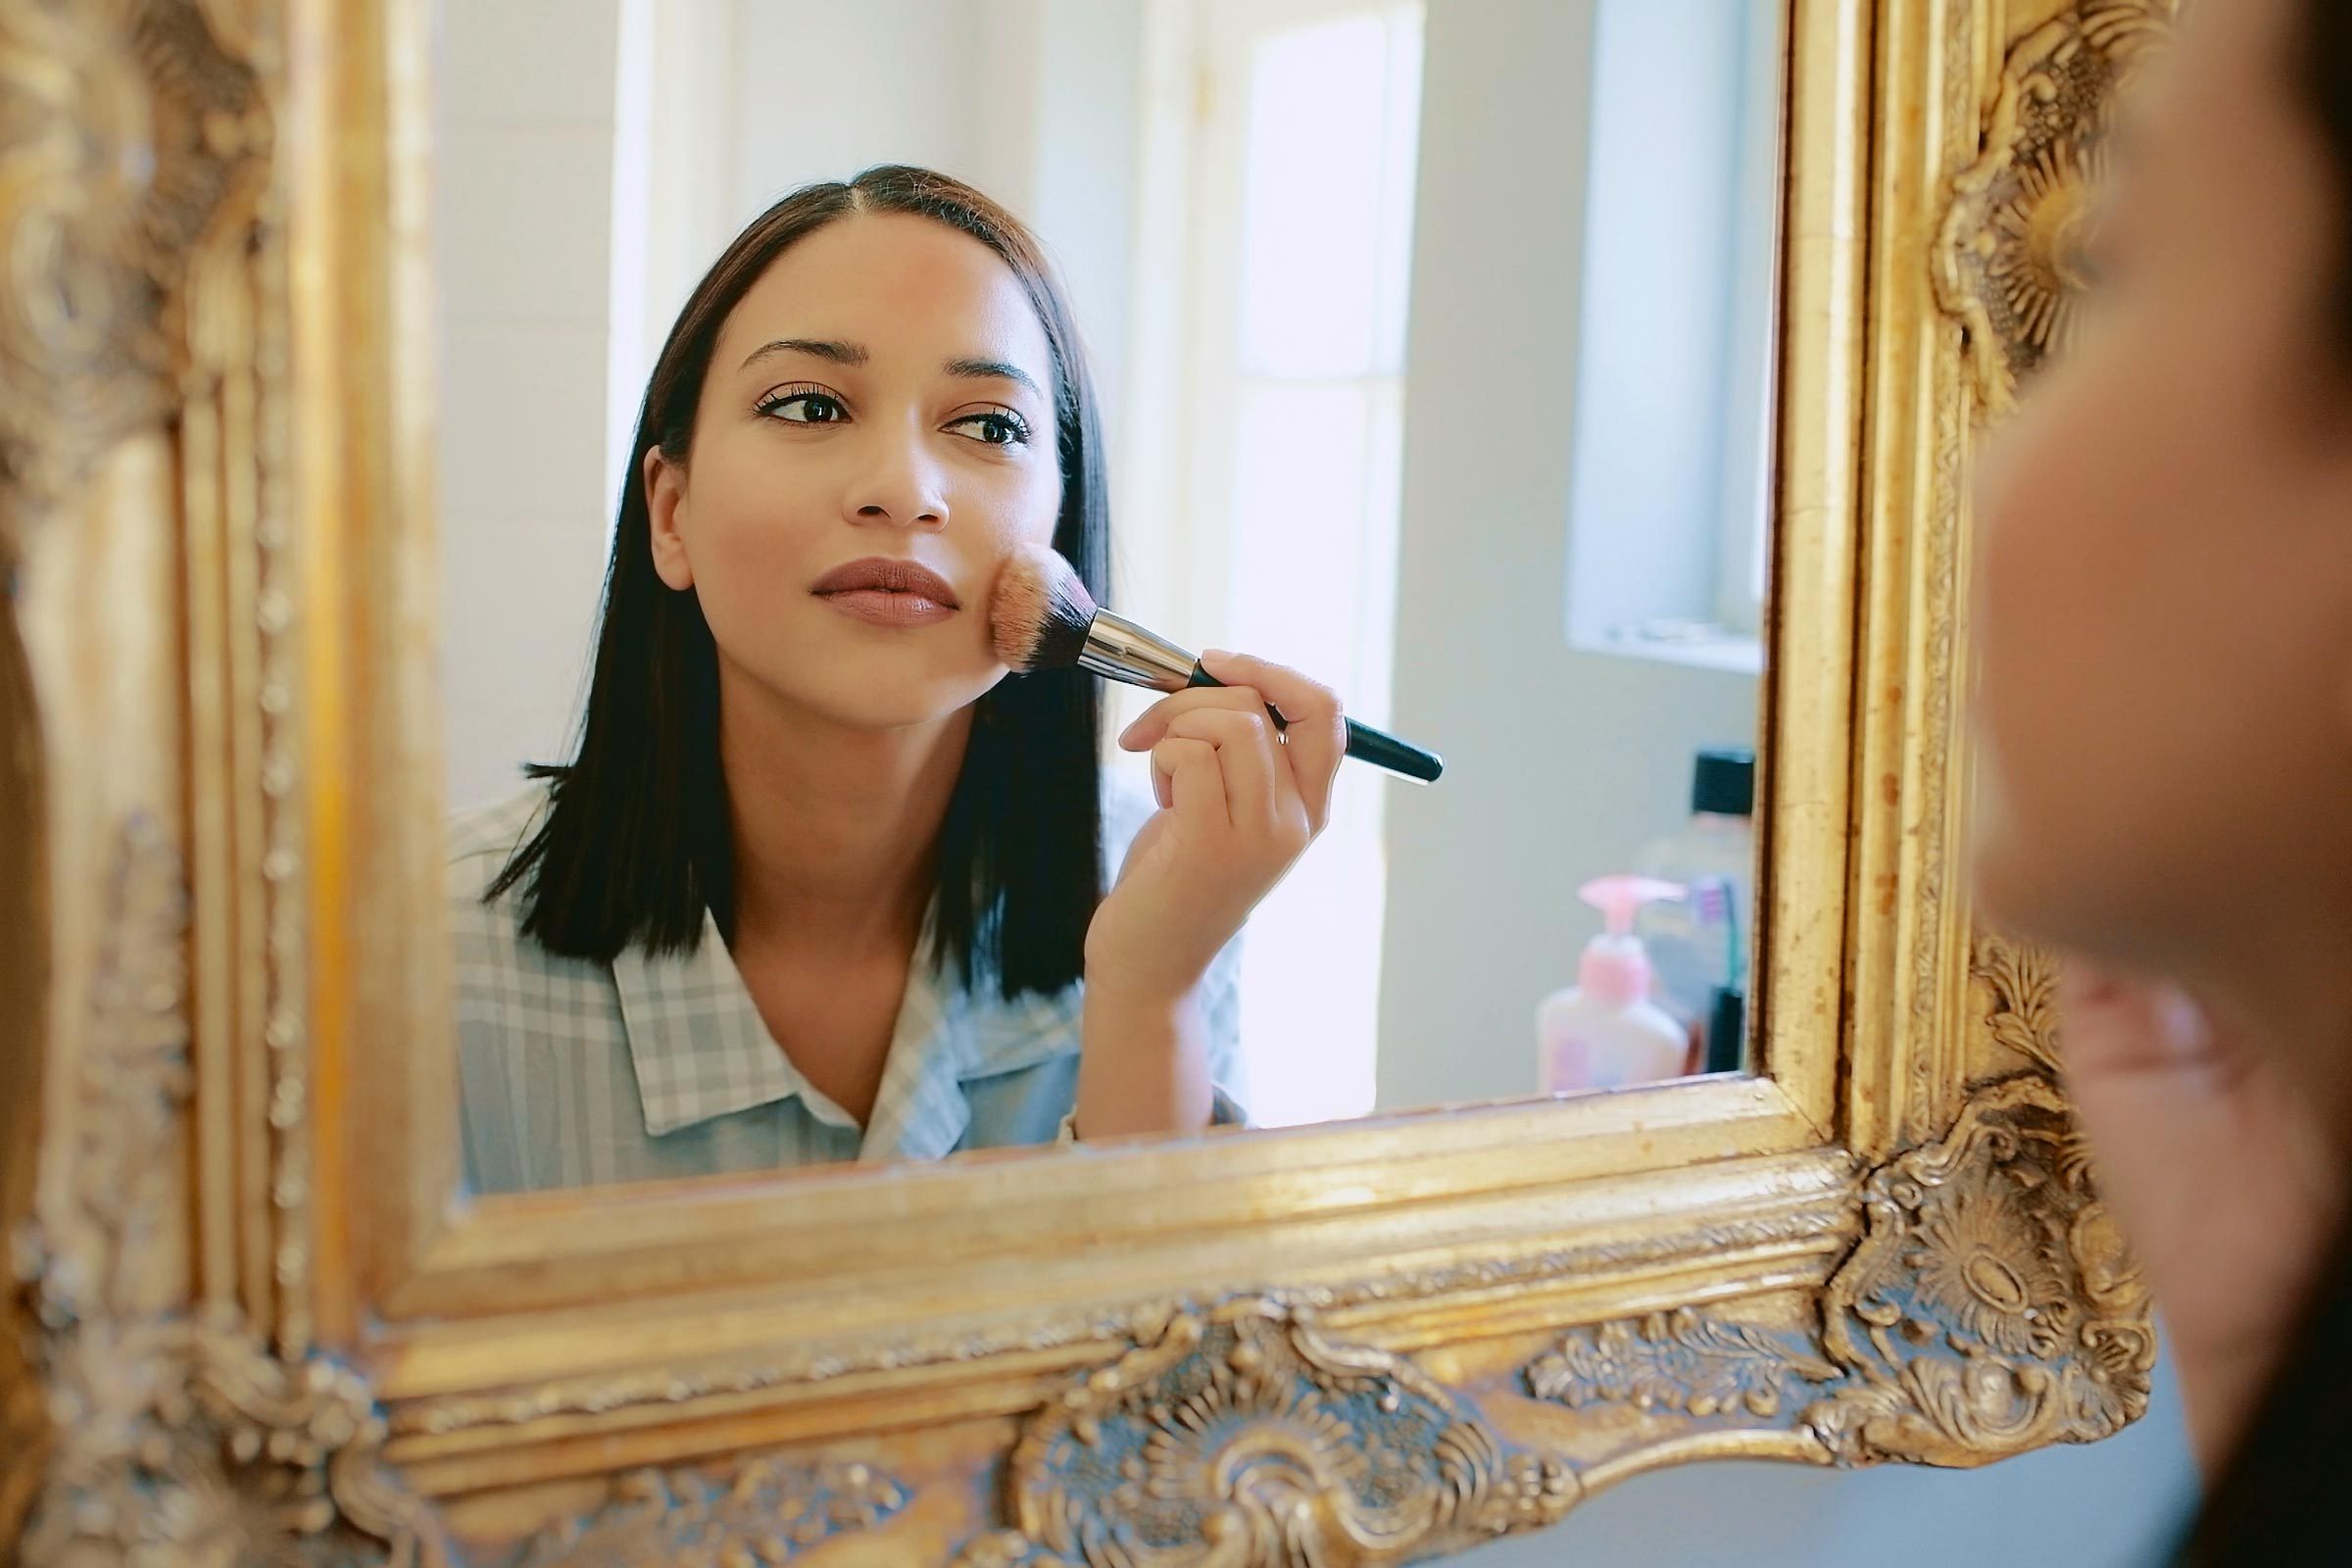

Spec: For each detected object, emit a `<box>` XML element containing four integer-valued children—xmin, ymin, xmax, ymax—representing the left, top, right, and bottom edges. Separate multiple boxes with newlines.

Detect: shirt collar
<box><xmin>612</xmin><ymin>912</ymin><xmax>1085</xmax><ymax>1162</ymax></box>
<box><xmin>611</xmin><ymin>910</ymin><xmax>855</xmax><ymax>1139</ymax></box>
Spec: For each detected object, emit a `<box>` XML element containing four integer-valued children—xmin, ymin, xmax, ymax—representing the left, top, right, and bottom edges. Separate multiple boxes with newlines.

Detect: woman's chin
<box><xmin>807</xmin><ymin>681</ymin><xmax>991</xmax><ymax>737</ymax></box>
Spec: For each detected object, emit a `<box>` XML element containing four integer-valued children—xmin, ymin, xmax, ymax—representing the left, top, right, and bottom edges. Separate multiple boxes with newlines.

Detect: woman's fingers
<box><xmin>1119</xmin><ymin>684</ymin><xmax>1273</xmax><ymax>751</ymax></box>
<box><xmin>1115</xmin><ymin>653</ymin><xmax>1344</xmax><ymax>845</ymax></box>
<box><xmin>1150</xmin><ymin>736</ymin><xmax>1226</xmax><ymax>825</ymax></box>
<box><xmin>1161</xmin><ymin>706</ymin><xmax>1285</xmax><ymax>832</ymax></box>
<box><xmin>1093</xmin><ymin>659</ymin><xmax>1344</xmax><ymax>1017</ymax></box>
<box><xmin>1199</xmin><ymin>651</ymin><xmax>1346</xmax><ymax>829</ymax></box>
<box><xmin>2048</xmin><ymin>957</ymin><xmax>2345</xmax><ymax>1470</ymax></box>
<box><xmin>2059</xmin><ymin>965</ymin><xmax>2248</xmax><ymax>1088</ymax></box>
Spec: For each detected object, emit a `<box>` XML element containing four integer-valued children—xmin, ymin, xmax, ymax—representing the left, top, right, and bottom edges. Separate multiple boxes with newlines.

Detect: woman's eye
<box><xmin>756</xmin><ymin>389</ymin><xmax>849</xmax><ymax>424</ymax></box>
<box><xmin>952</xmin><ymin>412</ymin><xmax>1031</xmax><ymax>448</ymax></box>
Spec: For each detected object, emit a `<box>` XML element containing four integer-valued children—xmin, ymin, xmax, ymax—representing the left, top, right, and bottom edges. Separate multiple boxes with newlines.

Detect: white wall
<box><xmin>724</xmin><ymin>3</ymin><xmax>997</xmax><ymax>214</ymax></box>
<box><xmin>1564</xmin><ymin>0</ymin><xmax>1752</xmax><ymax>639</ymax></box>
<box><xmin>431</xmin><ymin>0</ymin><xmax>626</xmax><ymax>810</ymax></box>
<box><xmin>721</xmin><ymin>0</ymin><xmax>1144</xmax><ymax>421</ymax></box>
<box><xmin>1559</xmin><ymin>0</ymin><xmax>1782</xmax><ymax>643</ymax></box>
<box><xmin>1377</xmin><ymin>0</ymin><xmax>1757</xmax><ymax>1112</ymax></box>
<box><xmin>1452</xmin><ymin>1351</ymin><xmax>2194</xmax><ymax>1567</ymax></box>
<box><xmin>618</xmin><ymin>0</ymin><xmax>1146</xmax><ymax>447</ymax></box>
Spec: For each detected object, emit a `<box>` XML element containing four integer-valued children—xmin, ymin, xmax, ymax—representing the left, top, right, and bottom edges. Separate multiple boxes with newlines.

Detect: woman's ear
<box><xmin>645</xmin><ymin>446</ymin><xmax>694</xmax><ymax>591</ymax></box>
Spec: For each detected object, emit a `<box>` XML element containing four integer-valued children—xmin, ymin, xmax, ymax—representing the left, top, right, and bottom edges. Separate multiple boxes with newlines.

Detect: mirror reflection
<box><xmin>435</xmin><ymin>0</ymin><xmax>1783</xmax><ymax>1193</ymax></box>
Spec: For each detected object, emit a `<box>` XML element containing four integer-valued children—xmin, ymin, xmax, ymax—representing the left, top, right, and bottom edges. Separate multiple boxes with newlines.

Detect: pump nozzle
<box><xmin>1574</xmin><ymin>876</ymin><xmax>1686</xmax><ymax>1008</ymax></box>
<box><xmin>1579</xmin><ymin>875</ymin><xmax>1686</xmax><ymax>935</ymax></box>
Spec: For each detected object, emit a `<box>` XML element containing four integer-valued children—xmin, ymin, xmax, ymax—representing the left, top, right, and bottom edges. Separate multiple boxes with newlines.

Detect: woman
<box><xmin>1973</xmin><ymin>0</ymin><xmax>2352</xmax><ymax>1556</ymax></box>
<box><xmin>449</xmin><ymin>167</ymin><xmax>1345</xmax><ymax>1192</ymax></box>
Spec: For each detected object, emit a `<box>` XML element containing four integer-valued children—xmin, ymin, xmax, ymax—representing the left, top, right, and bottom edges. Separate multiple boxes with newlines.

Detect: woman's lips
<box><xmin>816</xmin><ymin>589</ymin><xmax>958</xmax><ymax>626</ymax></box>
<box><xmin>808</xmin><ymin>556</ymin><xmax>961</xmax><ymax>626</ymax></box>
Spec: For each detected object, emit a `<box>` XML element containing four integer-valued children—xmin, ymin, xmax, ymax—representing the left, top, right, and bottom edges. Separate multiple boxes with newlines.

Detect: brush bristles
<box><xmin>991</xmin><ymin>544</ymin><xmax>1099</xmax><ymax>672</ymax></box>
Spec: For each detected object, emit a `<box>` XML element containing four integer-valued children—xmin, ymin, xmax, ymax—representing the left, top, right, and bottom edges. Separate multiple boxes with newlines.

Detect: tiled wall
<box><xmin>432</xmin><ymin>0</ymin><xmax>624</xmax><ymax>811</ymax></box>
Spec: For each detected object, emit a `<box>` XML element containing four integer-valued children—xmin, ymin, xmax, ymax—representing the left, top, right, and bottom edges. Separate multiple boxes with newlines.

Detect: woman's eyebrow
<box><xmin>947</xmin><ymin>357</ymin><xmax>1045</xmax><ymax>401</ymax></box>
<box><xmin>741</xmin><ymin>338</ymin><xmax>866</xmax><ymax>372</ymax></box>
<box><xmin>738</xmin><ymin>339</ymin><xmax>1042</xmax><ymax>401</ymax></box>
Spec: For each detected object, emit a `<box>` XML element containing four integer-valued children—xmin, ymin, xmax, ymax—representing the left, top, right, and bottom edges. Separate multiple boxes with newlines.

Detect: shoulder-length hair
<box><xmin>488</xmin><ymin>166</ymin><xmax>1109</xmax><ymax>1001</ymax></box>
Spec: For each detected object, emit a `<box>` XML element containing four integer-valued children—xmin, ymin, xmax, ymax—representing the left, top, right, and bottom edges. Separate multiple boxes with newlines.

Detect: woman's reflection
<box><xmin>449</xmin><ymin>167</ymin><xmax>1345</xmax><ymax>1194</ymax></box>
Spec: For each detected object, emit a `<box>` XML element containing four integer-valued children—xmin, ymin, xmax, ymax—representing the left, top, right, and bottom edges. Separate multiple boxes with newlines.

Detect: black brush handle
<box><xmin>1187</xmin><ymin>665</ymin><xmax>1445</xmax><ymax>784</ymax></box>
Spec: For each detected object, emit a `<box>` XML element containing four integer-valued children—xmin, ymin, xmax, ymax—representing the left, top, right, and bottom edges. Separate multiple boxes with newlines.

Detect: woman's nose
<box><xmin>846</xmin><ymin>433</ymin><xmax>949</xmax><ymax>529</ymax></box>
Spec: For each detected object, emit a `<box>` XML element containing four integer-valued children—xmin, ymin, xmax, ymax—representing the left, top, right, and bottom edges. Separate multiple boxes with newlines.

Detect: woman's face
<box><xmin>1971</xmin><ymin>0</ymin><xmax>2352</xmax><ymax>977</ymax></box>
<box><xmin>647</xmin><ymin>212</ymin><xmax>1064</xmax><ymax>733</ymax></box>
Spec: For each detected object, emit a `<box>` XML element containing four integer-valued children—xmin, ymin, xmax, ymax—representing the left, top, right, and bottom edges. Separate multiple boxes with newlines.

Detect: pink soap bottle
<box><xmin>1538</xmin><ymin>876</ymin><xmax>1690</xmax><ymax>1094</ymax></box>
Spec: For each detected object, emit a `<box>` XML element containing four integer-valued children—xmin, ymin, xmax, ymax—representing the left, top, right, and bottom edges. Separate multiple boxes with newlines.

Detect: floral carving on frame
<box><xmin>1936</xmin><ymin>0</ymin><xmax>2179</xmax><ymax>414</ymax></box>
<box><xmin>956</xmin><ymin>1299</ymin><xmax>1579</xmax><ymax>1568</ymax></box>
<box><xmin>1526</xmin><ymin>1076</ymin><xmax>2154</xmax><ymax>1470</ymax></box>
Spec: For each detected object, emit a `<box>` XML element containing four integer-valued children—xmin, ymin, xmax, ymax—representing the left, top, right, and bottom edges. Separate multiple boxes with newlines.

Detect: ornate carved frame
<box><xmin>0</xmin><ymin>0</ymin><xmax>2174</xmax><ymax>1562</ymax></box>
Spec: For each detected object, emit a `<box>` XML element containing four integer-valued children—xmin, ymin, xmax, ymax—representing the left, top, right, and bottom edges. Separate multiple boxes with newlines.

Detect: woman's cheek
<box><xmin>1974</xmin><ymin>345</ymin><xmax>2151</xmax><ymax>849</ymax></box>
<box><xmin>1014</xmin><ymin>459</ymin><xmax>1063</xmax><ymax>543</ymax></box>
<box><xmin>1976</xmin><ymin>402</ymin><xmax>2075</xmax><ymax>755</ymax></box>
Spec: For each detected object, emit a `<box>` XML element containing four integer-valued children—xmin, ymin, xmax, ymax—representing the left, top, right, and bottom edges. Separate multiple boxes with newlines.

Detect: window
<box><xmin>1562</xmin><ymin>0</ymin><xmax>1784</xmax><ymax>670</ymax></box>
<box><xmin>1122</xmin><ymin>0</ymin><xmax>1424</xmax><ymax>1126</ymax></box>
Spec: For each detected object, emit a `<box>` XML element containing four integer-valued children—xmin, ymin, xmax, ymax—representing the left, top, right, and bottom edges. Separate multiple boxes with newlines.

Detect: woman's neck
<box><xmin>715</xmin><ymin>664</ymin><xmax>972</xmax><ymax>960</ymax></box>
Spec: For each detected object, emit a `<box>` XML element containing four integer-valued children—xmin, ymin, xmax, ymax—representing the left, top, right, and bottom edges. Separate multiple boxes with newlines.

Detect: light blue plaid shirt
<box><xmin>448</xmin><ymin>779</ymin><xmax>1246</xmax><ymax>1194</ymax></box>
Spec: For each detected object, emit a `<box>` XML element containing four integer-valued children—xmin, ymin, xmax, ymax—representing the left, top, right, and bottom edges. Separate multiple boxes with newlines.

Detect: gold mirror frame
<box><xmin>1</xmin><ymin>0</ymin><xmax>2175</xmax><ymax>1561</ymax></box>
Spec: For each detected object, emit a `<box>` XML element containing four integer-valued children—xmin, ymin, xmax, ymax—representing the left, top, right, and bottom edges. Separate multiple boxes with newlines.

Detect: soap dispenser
<box><xmin>1538</xmin><ymin>875</ymin><xmax>1690</xmax><ymax>1093</ymax></box>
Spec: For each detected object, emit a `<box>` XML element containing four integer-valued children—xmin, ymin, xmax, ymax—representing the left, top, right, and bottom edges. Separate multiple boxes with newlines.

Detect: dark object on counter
<box><xmin>1704</xmin><ymin>986</ymin><xmax>1745</xmax><ymax>1075</ymax></box>
<box><xmin>1691</xmin><ymin>747</ymin><xmax>1756</xmax><ymax>818</ymax></box>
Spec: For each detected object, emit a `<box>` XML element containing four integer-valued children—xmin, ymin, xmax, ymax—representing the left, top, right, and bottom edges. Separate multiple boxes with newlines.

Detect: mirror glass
<box><xmin>433</xmin><ymin>0</ymin><xmax>1785</xmax><ymax>1193</ymax></box>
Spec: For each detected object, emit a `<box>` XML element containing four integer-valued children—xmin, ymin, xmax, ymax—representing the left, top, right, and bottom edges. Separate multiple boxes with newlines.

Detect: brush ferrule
<box><xmin>1078</xmin><ymin>609</ymin><xmax>1199</xmax><ymax>692</ymax></box>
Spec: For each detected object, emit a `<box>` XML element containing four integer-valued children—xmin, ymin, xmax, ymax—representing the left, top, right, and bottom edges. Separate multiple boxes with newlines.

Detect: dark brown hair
<box><xmin>2308</xmin><ymin>0</ymin><xmax>2352</xmax><ymax>349</ymax></box>
<box><xmin>487</xmin><ymin>167</ymin><xmax>1111</xmax><ymax>1001</ymax></box>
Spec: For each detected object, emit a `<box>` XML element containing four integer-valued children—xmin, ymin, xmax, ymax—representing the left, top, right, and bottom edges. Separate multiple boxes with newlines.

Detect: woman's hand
<box><xmin>2059</xmin><ymin>965</ymin><xmax>2348</xmax><ymax>1473</ymax></box>
<box><xmin>1083</xmin><ymin>651</ymin><xmax>1347</xmax><ymax>1002</ymax></box>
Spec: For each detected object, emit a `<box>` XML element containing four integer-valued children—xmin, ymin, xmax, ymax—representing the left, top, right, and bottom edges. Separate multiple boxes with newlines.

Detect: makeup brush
<box><xmin>991</xmin><ymin>544</ymin><xmax>1445</xmax><ymax>784</ymax></box>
